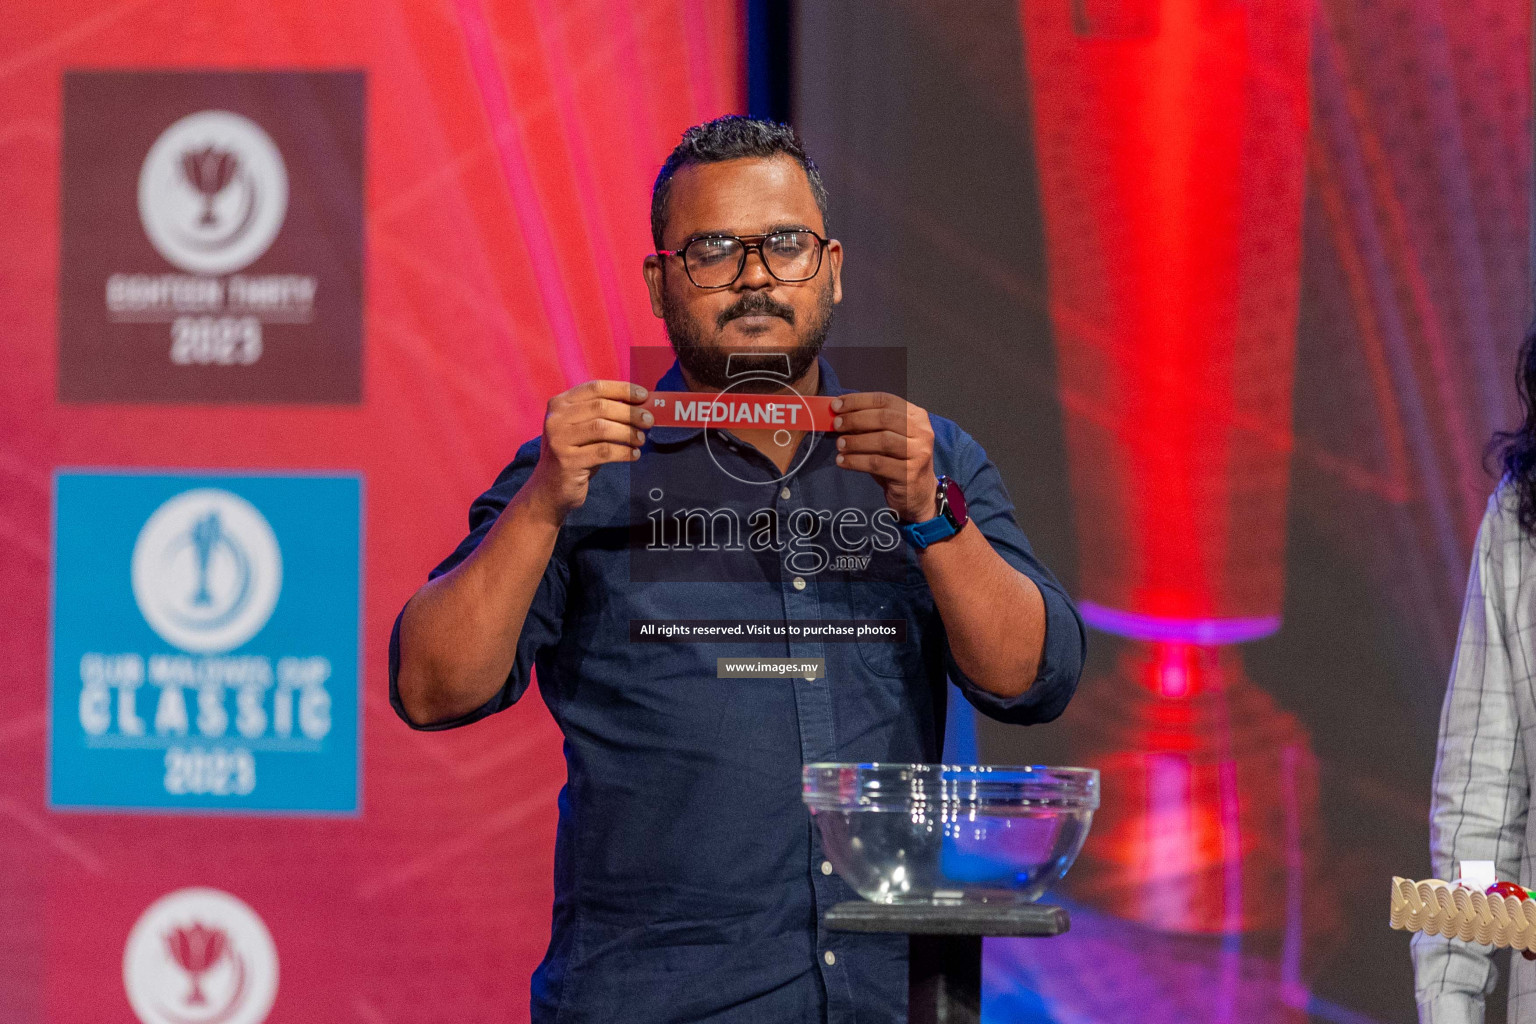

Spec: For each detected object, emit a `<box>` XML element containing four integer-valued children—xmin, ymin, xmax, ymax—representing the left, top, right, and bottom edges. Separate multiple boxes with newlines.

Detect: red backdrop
<box><xmin>0</xmin><ymin>2</ymin><xmax>741</xmax><ymax>1020</ymax></box>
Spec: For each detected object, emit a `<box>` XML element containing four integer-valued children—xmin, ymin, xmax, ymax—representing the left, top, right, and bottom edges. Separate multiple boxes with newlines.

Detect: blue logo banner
<box><xmin>50</xmin><ymin>472</ymin><xmax>361</xmax><ymax>814</ymax></box>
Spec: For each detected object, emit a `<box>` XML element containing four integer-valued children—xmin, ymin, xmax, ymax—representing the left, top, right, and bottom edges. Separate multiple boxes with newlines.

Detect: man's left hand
<box><xmin>831</xmin><ymin>392</ymin><xmax>938</xmax><ymax>523</ymax></box>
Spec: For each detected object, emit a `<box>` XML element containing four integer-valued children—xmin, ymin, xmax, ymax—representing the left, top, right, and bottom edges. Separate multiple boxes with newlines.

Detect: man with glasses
<box><xmin>390</xmin><ymin>116</ymin><xmax>1085</xmax><ymax>1024</ymax></box>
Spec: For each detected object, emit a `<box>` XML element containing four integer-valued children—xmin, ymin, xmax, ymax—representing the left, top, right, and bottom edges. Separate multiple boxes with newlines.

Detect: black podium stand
<box><xmin>824</xmin><ymin>902</ymin><xmax>1070</xmax><ymax>1024</ymax></box>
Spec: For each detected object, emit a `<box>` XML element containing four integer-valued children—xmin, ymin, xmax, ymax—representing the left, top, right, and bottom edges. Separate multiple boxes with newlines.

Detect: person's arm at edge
<box><xmin>1414</xmin><ymin>487</ymin><xmax>1530</xmax><ymax>1024</ymax></box>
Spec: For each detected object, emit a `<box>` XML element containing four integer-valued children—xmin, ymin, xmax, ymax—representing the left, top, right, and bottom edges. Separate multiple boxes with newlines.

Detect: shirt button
<box><xmin>824</xmin><ymin>950</ymin><xmax>837</xmax><ymax>966</ymax></box>
<box><xmin>821</xmin><ymin>860</ymin><xmax>834</xmax><ymax>875</ymax></box>
<box><xmin>793</xmin><ymin>576</ymin><xmax>806</xmax><ymax>591</ymax></box>
<box><xmin>781</xmin><ymin>486</ymin><xmax>792</xmax><ymax>500</ymax></box>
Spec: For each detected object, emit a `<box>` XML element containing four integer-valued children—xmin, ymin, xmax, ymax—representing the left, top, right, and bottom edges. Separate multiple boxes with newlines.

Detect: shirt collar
<box><xmin>647</xmin><ymin>354</ymin><xmax>848</xmax><ymax>445</ymax></box>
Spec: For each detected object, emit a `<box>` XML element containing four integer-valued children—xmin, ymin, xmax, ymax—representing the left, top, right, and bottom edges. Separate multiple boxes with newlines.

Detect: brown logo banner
<box><xmin>59</xmin><ymin>70</ymin><xmax>365</xmax><ymax>403</ymax></box>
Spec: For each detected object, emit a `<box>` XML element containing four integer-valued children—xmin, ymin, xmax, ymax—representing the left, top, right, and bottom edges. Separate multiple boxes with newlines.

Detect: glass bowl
<box><xmin>802</xmin><ymin>763</ymin><xmax>1099</xmax><ymax>904</ymax></box>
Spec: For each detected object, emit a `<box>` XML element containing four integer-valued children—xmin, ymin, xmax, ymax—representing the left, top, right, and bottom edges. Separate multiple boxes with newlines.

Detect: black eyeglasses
<box><xmin>655</xmin><ymin>230</ymin><xmax>828</xmax><ymax>288</ymax></box>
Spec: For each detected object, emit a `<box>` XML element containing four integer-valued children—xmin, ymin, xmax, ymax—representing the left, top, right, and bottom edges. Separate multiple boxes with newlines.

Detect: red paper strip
<box><xmin>646</xmin><ymin>392</ymin><xmax>837</xmax><ymax>431</ymax></box>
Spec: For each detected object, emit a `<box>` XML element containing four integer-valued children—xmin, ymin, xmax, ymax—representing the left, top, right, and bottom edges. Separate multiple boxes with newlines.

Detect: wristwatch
<box><xmin>901</xmin><ymin>476</ymin><xmax>969</xmax><ymax>550</ymax></box>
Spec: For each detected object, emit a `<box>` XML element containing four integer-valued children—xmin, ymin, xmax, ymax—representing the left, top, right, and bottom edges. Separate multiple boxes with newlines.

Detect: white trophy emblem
<box><xmin>138</xmin><ymin>110</ymin><xmax>288</xmax><ymax>275</ymax></box>
<box><xmin>131</xmin><ymin>488</ymin><xmax>282</xmax><ymax>654</ymax></box>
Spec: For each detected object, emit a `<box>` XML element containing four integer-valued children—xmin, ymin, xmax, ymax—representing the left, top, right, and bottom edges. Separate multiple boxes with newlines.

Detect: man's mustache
<box><xmin>717</xmin><ymin>295</ymin><xmax>796</xmax><ymax>329</ymax></box>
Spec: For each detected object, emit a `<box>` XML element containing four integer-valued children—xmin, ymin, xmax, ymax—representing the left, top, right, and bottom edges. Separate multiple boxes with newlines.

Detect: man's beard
<box><xmin>662</xmin><ymin>284</ymin><xmax>834</xmax><ymax>392</ymax></box>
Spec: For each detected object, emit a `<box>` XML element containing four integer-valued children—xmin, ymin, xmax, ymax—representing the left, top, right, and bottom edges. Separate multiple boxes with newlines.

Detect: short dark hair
<box><xmin>651</xmin><ymin>116</ymin><xmax>829</xmax><ymax>248</ymax></box>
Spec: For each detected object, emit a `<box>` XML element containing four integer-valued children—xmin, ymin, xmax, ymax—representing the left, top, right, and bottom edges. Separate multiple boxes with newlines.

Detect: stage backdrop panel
<box><xmin>797</xmin><ymin>0</ymin><xmax>1529</xmax><ymax>1022</ymax></box>
<box><xmin>0</xmin><ymin>2</ymin><xmax>742</xmax><ymax>1022</ymax></box>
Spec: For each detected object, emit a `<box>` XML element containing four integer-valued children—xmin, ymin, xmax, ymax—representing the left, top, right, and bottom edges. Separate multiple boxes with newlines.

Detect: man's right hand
<box><xmin>524</xmin><ymin>380</ymin><xmax>653</xmax><ymax>523</ymax></box>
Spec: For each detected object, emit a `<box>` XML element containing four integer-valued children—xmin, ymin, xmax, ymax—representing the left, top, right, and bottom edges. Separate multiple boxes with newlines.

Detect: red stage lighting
<box><xmin>1021</xmin><ymin>0</ymin><xmax>1327</xmax><ymax>935</ymax></box>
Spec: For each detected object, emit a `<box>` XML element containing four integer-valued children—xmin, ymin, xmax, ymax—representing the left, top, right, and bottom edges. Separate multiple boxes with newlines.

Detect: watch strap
<box><xmin>901</xmin><ymin>513</ymin><xmax>959</xmax><ymax>551</ymax></box>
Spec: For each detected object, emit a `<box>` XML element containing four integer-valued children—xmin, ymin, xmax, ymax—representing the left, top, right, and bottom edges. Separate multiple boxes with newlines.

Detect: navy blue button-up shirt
<box><xmin>389</xmin><ymin>357</ymin><xmax>1085</xmax><ymax>1024</ymax></box>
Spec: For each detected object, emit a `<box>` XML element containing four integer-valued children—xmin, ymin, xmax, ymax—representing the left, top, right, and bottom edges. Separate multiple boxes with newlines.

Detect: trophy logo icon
<box><xmin>164</xmin><ymin>921</ymin><xmax>235</xmax><ymax>1007</ymax></box>
<box><xmin>138</xmin><ymin>110</ymin><xmax>287</xmax><ymax>275</ymax></box>
<box><xmin>124</xmin><ymin>888</ymin><xmax>277</xmax><ymax>1024</ymax></box>
<box><xmin>132</xmin><ymin>488</ymin><xmax>281</xmax><ymax>655</ymax></box>
<box><xmin>187</xmin><ymin>511</ymin><xmax>240</xmax><ymax>609</ymax></box>
<box><xmin>181</xmin><ymin>146</ymin><xmax>240</xmax><ymax>228</ymax></box>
